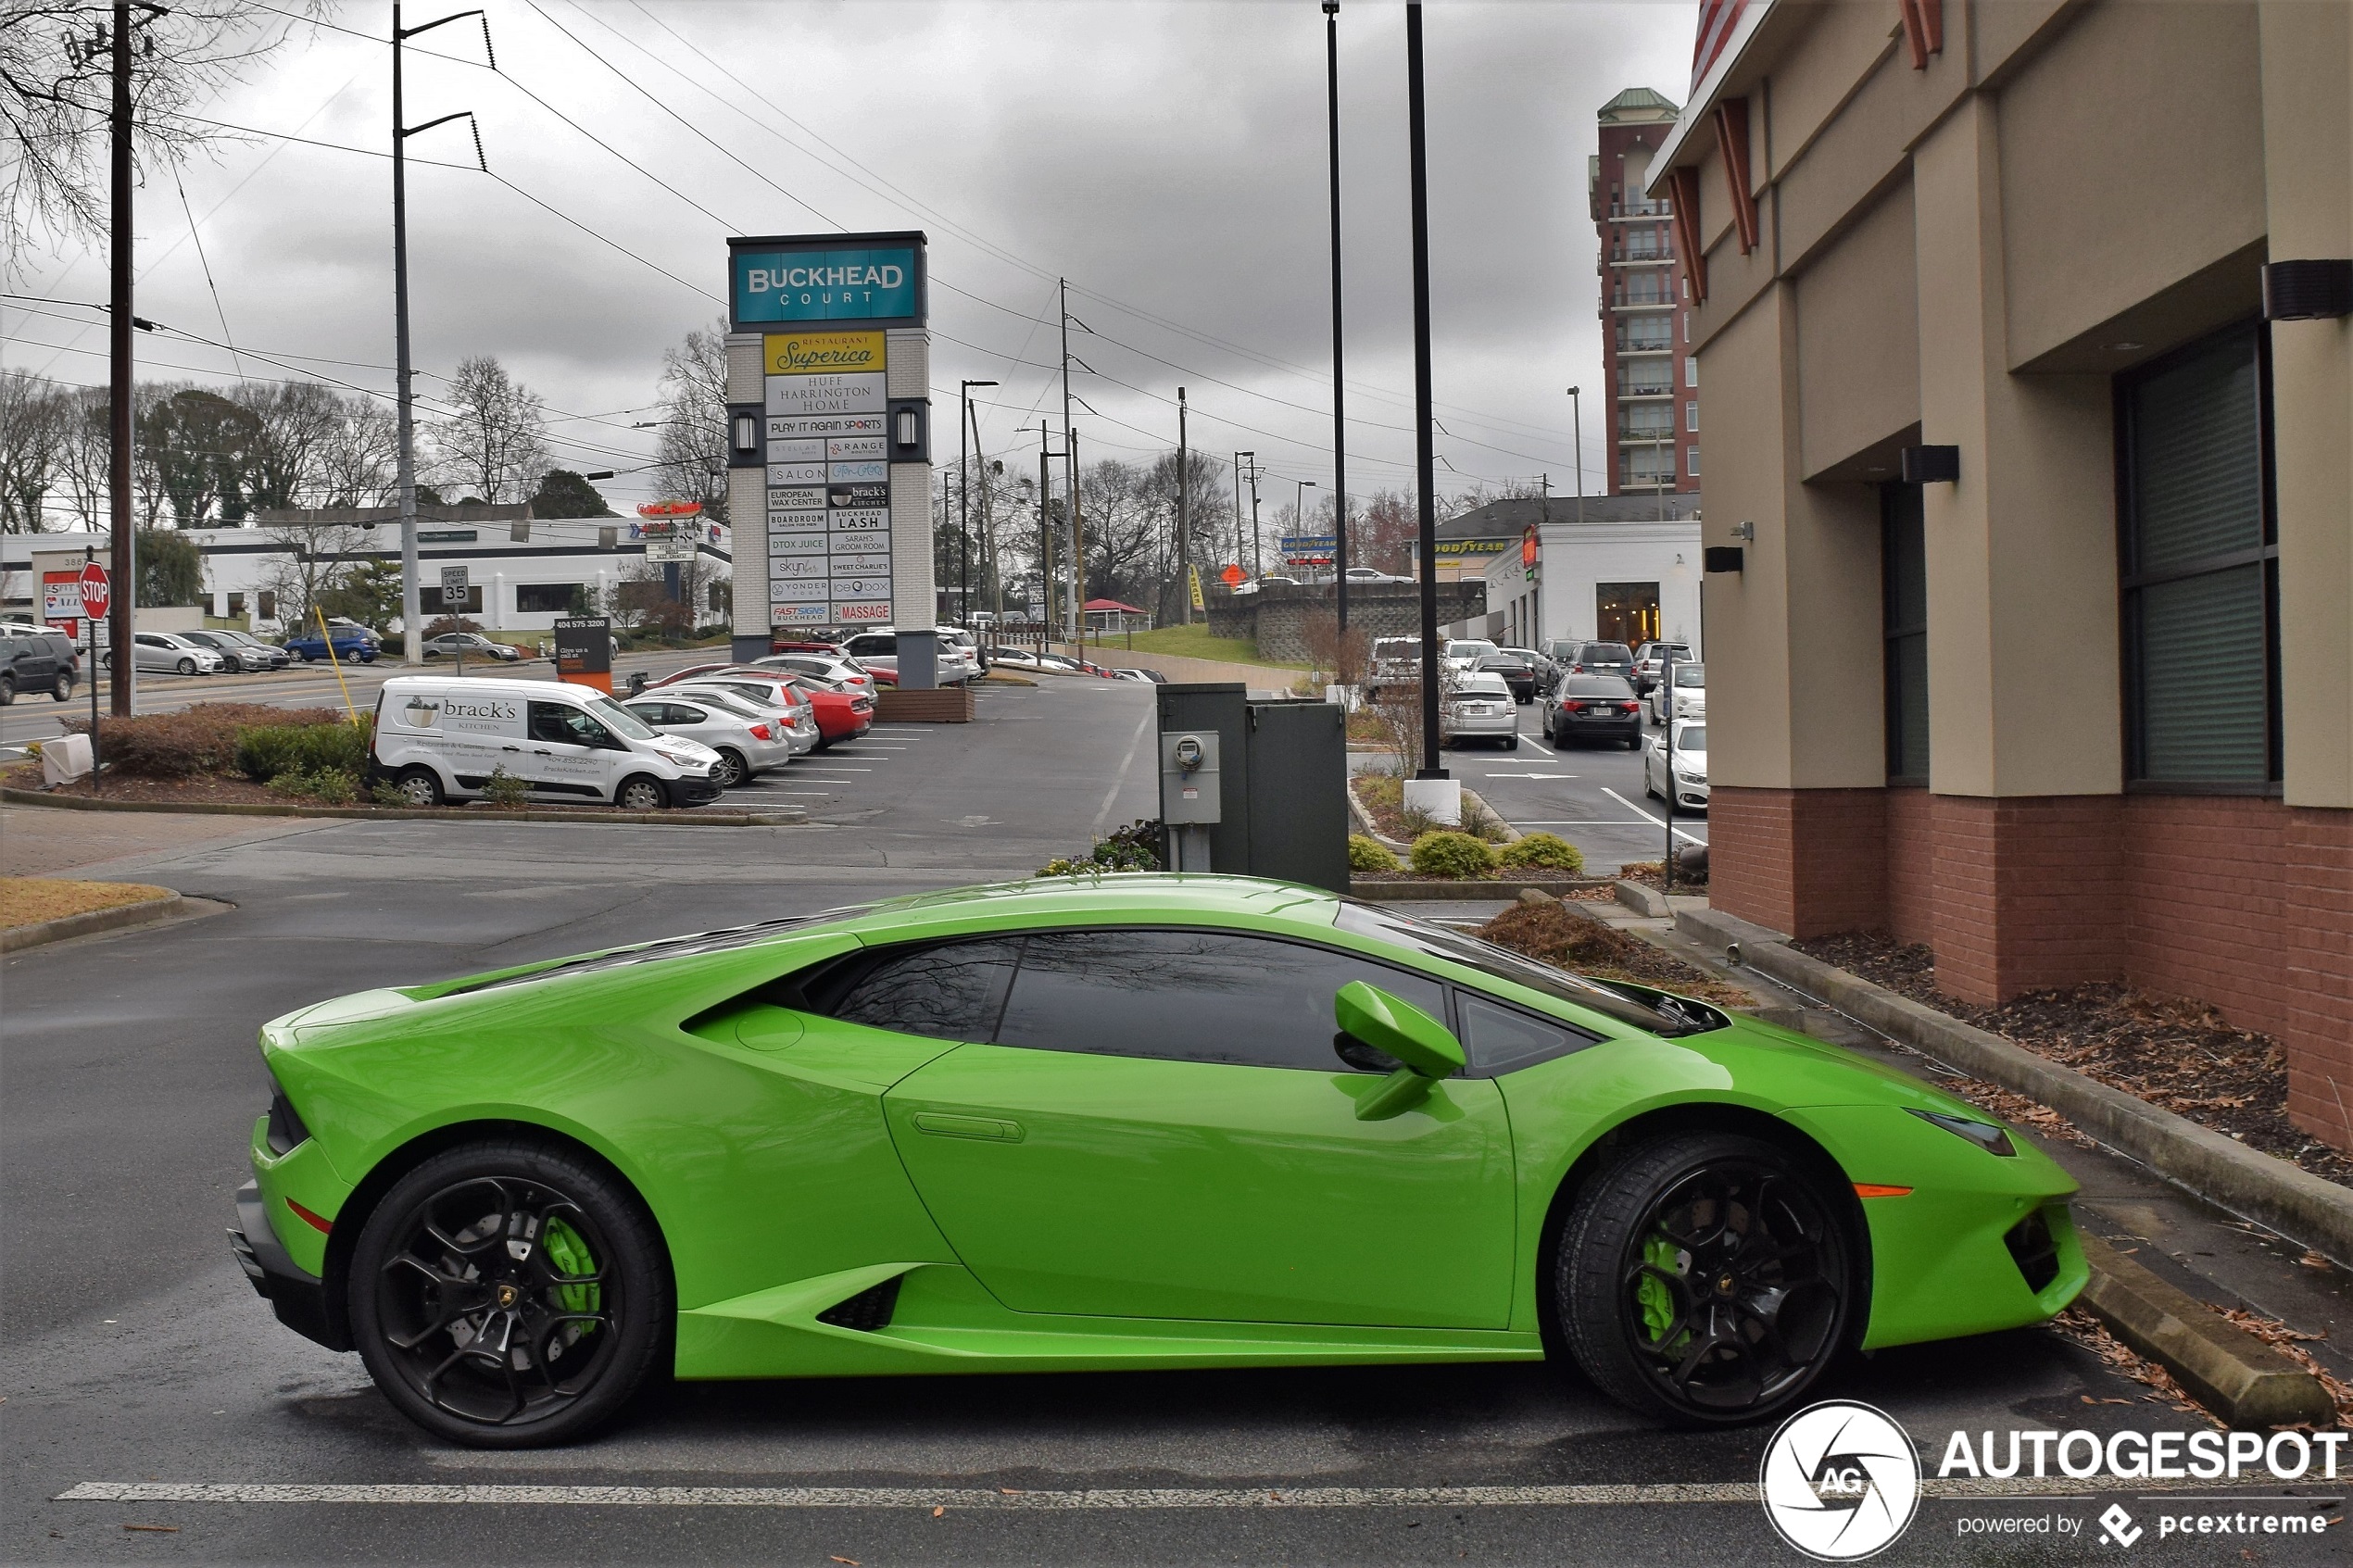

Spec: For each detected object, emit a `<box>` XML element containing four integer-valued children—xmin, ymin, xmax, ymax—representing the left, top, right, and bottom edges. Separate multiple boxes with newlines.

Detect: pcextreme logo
<box><xmin>1759</xmin><ymin>1401</ymin><xmax>1921</xmax><ymax>1562</ymax></box>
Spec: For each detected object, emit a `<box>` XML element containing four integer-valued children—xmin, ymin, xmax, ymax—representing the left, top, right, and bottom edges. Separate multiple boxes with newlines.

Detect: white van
<box><xmin>370</xmin><ymin>675</ymin><xmax>724</xmax><ymax>810</ymax></box>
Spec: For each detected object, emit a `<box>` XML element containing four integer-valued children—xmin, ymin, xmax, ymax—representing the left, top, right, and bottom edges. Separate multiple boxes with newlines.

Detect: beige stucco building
<box><xmin>1651</xmin><ymin>0</ymin><xmax>2351</xmax><ymax>1143</ymax></box>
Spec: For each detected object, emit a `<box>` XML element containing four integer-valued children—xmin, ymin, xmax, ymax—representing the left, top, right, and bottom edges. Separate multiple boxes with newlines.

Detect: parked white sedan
<box><xmin>1643</xmin><ymin>719</ymin><xmax>1709</xmax><ymax>812</ymax></box>
<box><xmin>1646</xmin><ymin>660</ymin><xmax>1706</xmax><ymax>726</ymax></box>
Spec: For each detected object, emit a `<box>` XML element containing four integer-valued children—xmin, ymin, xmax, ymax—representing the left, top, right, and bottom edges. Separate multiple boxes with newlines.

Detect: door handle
<box><xmin>533</xmin><ymin>748</ymin><xmax>552</xmax><ymax>756</ymax></box>
<box><xmin>500</xmin><ymin>746</ymin><xmax>521</xmax><ymax>752</ymax></box>
<box><xmin>911</xmin><ymin>1111</ymin><xmax>1024</xmax><ymax>1142</ymax></box>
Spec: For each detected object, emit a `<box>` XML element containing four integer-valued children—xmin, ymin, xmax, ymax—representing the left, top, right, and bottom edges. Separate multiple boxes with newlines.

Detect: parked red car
<box><xmin>802</xmin><ymin>684</ymin><xmax>874</xmax><ymax>748</ymax></box>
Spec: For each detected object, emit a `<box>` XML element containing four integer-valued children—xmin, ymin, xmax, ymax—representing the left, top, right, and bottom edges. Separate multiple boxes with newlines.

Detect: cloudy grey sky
<box><xmin>9</xmin><ymin>0</ymin><xmax>1697</xmax><ymax>514</ymax></box>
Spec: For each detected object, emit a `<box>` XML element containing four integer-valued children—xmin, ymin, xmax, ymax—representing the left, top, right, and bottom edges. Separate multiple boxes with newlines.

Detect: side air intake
<box><xmin>815</xmin><ymin>1275</ymin><xmax>904</xmax><ymax>1332</ymax></box>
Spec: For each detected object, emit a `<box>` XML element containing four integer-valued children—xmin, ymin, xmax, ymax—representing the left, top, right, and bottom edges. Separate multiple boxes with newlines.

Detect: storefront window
<box><xmin>1596</xmin><ymin>582</ymin><xmax>1660</xmax><ymax>646</ymax></box>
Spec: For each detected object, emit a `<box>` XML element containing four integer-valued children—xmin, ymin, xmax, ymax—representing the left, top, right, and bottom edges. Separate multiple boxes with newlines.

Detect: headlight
<box><xmin>1676</xmin><ymin>769</ymin><xmax>1706</xmax><ymax>784</ymax></box>
<box><xmin>1908</xmin><ymin>1108</ymin><xmax>2017</xmax><ymax>1157</ymax></box>
<box><xmin>651</xmin><ymin>747</ymin><xmax>703</xmax><ymax>769</ymax></box>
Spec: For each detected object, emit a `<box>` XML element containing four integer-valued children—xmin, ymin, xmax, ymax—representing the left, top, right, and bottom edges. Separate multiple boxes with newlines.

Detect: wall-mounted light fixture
<box><xmin>887</xmin><ymin>398</ymin><xmax>929</xmax><ymax>461</ymax></box>
<box><xmin>724</xmin><ymin>403</ymin><xmax>764</xmax><ymax>469</ymax></box>
<box><xmin>1902</xmin><ymin>445</ymin><xmax>1959</xmax><ymax>484</ymax></box>
<box><xmin>2263</xmin><ymin>259</ymin><xmax>2353</xmax><ymax>320</ymax></box>
<box><xmin>1730</xmin><ymin>520</ymin><xmax>1755</xmax><ymax>541</ymax></box>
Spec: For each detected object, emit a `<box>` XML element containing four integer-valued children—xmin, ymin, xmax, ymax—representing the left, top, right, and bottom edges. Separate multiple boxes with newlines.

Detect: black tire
<box><xmin>177</xmin><ymin>658</ymin><xmax>197</xmax><ymax>675</ymax></box>
<box><xmin>394</xmin><ymin>766</ymin><xmax>445</xmax><ymax>808</ymax></box>
<box><xmin>1504</xmin><ymin>734</ymin><xmax>1520</xmax><ymax>751</ymax></box>
<box><xmin>1626</xmin><ymin>735</ymin><xmax>1642</xmax><ymax>752</ymax></box>
<box><xmin>615</xmin><ymin>774</ymin><xmax>669</xmax><ymax>811</ymax></box>
<box><xmin>348</xmin><ymin>1138</ymin><xmax>671</xmax><ymax>1449</ymax></box>
<box><xmin>0</xmin><ymin>674</ymin><xmax>14</xmax><ymax>706</ymax></box>
<box><xmin>1555</xmin><ymin>1131</ymin><xmax>1852</xmax><ymax>1427</ymax></box>
<box><xmin>711</xmin><ymin>748</ymin><xmax>749</xmax><ymax>788</ymax></box>
<box><xmin>52</xmin><ymin>672</ymin><xmax>72</xmax><ymax>701</ymax></box>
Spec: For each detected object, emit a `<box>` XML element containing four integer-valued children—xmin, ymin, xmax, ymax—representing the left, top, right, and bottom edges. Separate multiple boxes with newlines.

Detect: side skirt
<box><xmin>676</xmin><ymin>1262</ymin><xmax>1546</xmax><ymax>1381</ymax></box>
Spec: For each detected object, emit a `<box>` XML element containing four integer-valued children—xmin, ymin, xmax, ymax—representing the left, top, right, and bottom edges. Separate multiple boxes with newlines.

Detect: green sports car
<box><xmin>232</xmin><ymin>874</ymin><xmax>2086</xmax><ymax>1448</ymax></box>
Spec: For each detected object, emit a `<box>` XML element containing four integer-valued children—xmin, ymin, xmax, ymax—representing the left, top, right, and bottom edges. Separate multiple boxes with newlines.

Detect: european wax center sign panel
<box><xmin>765</xmin><ymin>331</ymin><xmax>892</xmax><ymax>628</ymax></box>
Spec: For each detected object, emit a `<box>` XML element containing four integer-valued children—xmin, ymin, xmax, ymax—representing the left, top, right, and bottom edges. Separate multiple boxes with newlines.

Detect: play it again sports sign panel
<box><xmin>763</xmin><ymin>331</ymin><xmax>892</xmax><ymax>628</ymax></box>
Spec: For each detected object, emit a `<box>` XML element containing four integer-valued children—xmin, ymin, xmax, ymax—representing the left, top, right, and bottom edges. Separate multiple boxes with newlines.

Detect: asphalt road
<box><xmin>4</xmin><ymin>675</ymin><xmax>2343</xmax><ymax>1565</ymax></box>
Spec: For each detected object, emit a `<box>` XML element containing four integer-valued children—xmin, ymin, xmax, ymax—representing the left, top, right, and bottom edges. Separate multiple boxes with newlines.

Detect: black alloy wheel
<box><xmin>349</xmin><ymin>1141</ymin><xmax>670</xmax><ymax>1448</ymax></box>
<box><xmin>1556</xmin><ymin>1132</ymin><xmax>1851</xmax><ymax>1426</ymax></box>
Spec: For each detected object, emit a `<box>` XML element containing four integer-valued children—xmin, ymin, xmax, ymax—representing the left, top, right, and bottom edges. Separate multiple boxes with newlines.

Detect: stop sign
<box><xmin>77</xmin><ymin>561</ymin><xmax>111</xmax><ymax>621</ymax></box>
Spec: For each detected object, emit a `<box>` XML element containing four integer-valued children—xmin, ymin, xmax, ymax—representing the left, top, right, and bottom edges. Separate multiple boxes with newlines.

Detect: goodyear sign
<box><xmin>731</xmin><ymin>238</ymin><xmax>923</xmax><ymax>325</ymax></box>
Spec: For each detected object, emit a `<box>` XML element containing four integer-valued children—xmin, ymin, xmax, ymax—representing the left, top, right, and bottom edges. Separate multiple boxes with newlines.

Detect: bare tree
<box><xmin>428</xmin><ymin>356</ymin><xmax>551</xmax><ymax>504</ymax></box>
<box><xmin>1</xmin><ymin>1</ymin><xmax>319</xmax><ymax>272</ymax></box>
<box><xmin>52</xmin><ymin>382</ymin><xmax>108</xmax><ymax>527</ymax></box>
<box><xmin>315</xmin><ymin>395</ymin><xmax>397</xmax><ymax>508</ymax></box>
<box><xmin>231</xmin><ymin>380</ymin><xmax>346</xmax><ymax>512</ymax></box>
<box><xmin>256</xmin><ymin>516</ymin><xmax>371</xmax><ymax>628</ymax></box>
<box><xmin>0</xmin><ymin>366</ymin><xmax>65</xmax><ymax>530</ymax></box>
<box><xmin>654</xmin><ymin>317</ymin><xmax>727</xmax><ymax>523</ymax></box>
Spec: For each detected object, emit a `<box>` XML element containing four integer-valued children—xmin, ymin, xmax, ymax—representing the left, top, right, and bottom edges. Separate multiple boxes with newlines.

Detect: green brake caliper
<box><xmin>541</xmin><ymin>1217</ymin><xmax>601</xmax><ymax>1333</ymax></box>
<box><xmin>1638</xmin><ymin>1236</ymin><xmax>1690</xmax><ymax>1351</ymax></box>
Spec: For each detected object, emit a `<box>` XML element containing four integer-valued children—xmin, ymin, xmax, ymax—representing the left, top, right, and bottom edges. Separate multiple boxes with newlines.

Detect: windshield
<box><xmin>585</xmin><ymin>695</ymin><xmax>661</xmax><ymax>740</ymax></box>
<box><xmin>1674</xmin><ymin>664</ymin><xmax>1706</xmax><ymax>686</ymax></box>
<box><xmin>1582</xmin><ymin>644</ymin><xmax>1632</xmax><ymax>662</ymax></box>
<box><xmin>1678</xmin><ymin>725</ymin><xmax>1707</xmax><ymax>752</ymax></box>
<box><xmin>1334</xmin><ymin>902</ymin><xmax>1725</xmax><ymax>1038</ymax></box>
<box><xmin>684</xmin><ymin>682</ymin><xmax>786</xmax><ymax>711</ymax></box>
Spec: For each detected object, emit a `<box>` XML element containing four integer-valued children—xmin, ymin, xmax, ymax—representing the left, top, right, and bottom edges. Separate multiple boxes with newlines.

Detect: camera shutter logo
<box><xmin>1758</xmin><ymin>1400</ymin><xmax>1920</xmax><ymax>1561</ymax></box>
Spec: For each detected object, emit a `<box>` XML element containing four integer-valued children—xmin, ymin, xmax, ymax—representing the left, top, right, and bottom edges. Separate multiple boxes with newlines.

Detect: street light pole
<box><xmin>1406</xmin><ymin>2</ymin><xmax>1445</xmax><ymax>785</ymax></box>
<box><xmin>107</xmin><ymin>0</ymin><xmax>133</xmax><ymax>717</ymax></box>
<box><xmin>1175</xmin><ymin>387</ymin><xmax>1190</xmax><ymax>624</ymax></box>
<box><xmin>959</xmin><ymin>380</ymin><xmax>996</xmax><ymax>628</ymax></box>
<box><xmin>393</xmin><ymin>4</ymin><xmax>484</xmax><ymax>666</ymax></box>
<box><xmin>1325</xmin><ymin>0</ymin><xmax>1349</xmax><ymax>633</ymax></box>
<box><xmin>1295</xmin><ymin>480</ymin><xmax>1318</xmax><ymax>581</ymax></box>
<box><xmin>1567</xmin><ymin>385</ymin><xmax>1584</xmax><ymax>527</ymax></box>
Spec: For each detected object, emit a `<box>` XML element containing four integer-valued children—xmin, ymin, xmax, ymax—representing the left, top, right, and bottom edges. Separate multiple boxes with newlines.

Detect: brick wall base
<box><xmin>874</xmin><ymin>685</ymin><xmax>975</xmax><ymax>722</ymax></box>
<box><xmin>1710</xmin><ymin>784</ymin><xmax>2353</xmax><ymax>1148</ymax></box>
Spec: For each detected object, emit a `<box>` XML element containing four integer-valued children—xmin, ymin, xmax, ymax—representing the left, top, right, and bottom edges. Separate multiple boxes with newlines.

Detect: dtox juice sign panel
<box><xmin>762</xmin><ymin>331</ymin><xmax>891</xmax><ymax>629</ymax></box>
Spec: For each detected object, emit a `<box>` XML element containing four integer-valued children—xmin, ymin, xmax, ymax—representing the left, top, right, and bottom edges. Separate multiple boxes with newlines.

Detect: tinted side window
<box><xmin>829</xmin><ymin>938</ymin><xmax>1022</xmax><ymax>1042</ymax></box>
<box><xmin>995</xmin><ymin>929</ymin><xmax>1447</xmax><ymax>1072</ymax></box>
<box><xmin>1457</xmin><ymin>995</ymin><xmax>1593</xmax><ymax>1074</ymax></box>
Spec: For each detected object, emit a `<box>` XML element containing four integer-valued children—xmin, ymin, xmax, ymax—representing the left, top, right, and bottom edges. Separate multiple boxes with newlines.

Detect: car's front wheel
<box><xmin>177</xmin><ymin>658</ymin><xmax>197</xmax><ymax>674</ymax></box>
<box><xmin>1555</xmin><ymin>1131</ymin><xmax>1852</xmax><ymax>1426</ymax></box>
<box><xmin>615</xmin><ymin>774</ymin><xmax>668</xmax><ymax>810</ymax></box>
<box><xmin>349</xmin><ymin>1139</ymin><xmax>671</xmax><ymax>1449</ymax></box>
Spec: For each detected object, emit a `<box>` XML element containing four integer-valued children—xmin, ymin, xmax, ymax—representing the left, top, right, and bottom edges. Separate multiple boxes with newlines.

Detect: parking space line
<box><xmin>55</xmin><ymin>1477</ymin><xmax>2215</xmax><ymax>1510</ymax></box>
<box><xmin>1600</xmin><ymin>786</ymin><xmax>1706</xmax><ymax>847</ymax></box>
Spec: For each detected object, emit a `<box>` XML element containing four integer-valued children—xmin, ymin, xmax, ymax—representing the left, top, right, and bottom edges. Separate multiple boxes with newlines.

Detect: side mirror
<box><xmin>1334</xmin><ymin>981</ymin><xmax>1466</xmax><ymax>1120</ymax></box>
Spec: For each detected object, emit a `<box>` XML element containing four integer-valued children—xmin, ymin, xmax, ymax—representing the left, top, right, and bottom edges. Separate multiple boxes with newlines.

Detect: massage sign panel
<box><xmin>725</xmin><ymin>233</ymin><xmax>932</xmax><ymax>646</ymax></box>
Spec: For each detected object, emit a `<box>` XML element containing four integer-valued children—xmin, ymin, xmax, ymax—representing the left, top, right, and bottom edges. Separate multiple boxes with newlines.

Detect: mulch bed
<box><xmin>6</xmin><ymin>765</ymin><xmax>286</xmax><ymax>808</ymax></box>
<box><xmin>1793</xmin><ymin>931</ymin><xmax>2353</xmax><ymax>1187</ymax></box>
<box><xmin>1617</xmin><ymin>858</ymin><xmax>1709</xmax><ymax>891</ymax></box>
<box><xmin>1478</xmin><ymin>899</ymin><xmax>1757</xmax><ymax>1010</ymax></box>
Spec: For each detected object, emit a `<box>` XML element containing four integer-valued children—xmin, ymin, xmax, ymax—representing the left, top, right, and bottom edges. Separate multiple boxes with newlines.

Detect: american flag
<box><xmin>1692</xmin><ymin>0</ymin><xmax>1750</xmax><ymax>93</ymax></box>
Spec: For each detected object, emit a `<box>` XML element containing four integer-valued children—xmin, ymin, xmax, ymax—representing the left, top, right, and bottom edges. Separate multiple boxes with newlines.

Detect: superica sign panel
<box><xmin>762</xmin><ymin>331</ymin><xmax>893</xmax><ymax>628</ymax></box>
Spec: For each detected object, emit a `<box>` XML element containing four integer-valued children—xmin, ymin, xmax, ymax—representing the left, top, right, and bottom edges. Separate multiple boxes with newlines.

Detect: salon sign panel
<box><xmin>762</xmin><ymin>331</ymin><xmax>892</xmax><ymax>628</ymax></box>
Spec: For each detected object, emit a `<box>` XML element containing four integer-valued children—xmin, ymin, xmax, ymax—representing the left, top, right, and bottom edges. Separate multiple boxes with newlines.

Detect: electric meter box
<box><xmin>1153</xmin><ymin>683</ymin><xmax>1348</xmax><ymax>893</ymax></box>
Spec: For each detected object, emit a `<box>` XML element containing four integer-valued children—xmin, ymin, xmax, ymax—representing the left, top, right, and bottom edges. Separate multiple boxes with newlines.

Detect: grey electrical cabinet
<box><xmin>1154</xmin><ymin>683</ymin><xmax>1348</xmax><ymax>893</ymax></box>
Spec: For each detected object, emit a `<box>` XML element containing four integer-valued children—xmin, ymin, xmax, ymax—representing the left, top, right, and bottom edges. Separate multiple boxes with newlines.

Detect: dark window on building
<box><xmin>256</xmin><ymin>591</ymin><xmax>276</xmax><ymax>620</ymax></box>
<box><xmin>429</xmin><ymin>586</ymin><xmax>484</xmax><ymax>615</ymax></box>
<box><xmin>516</xmin><ymin>583</ymin><xmax>584</xmax><ymax>614</ymax></box>
<box><xmin>1881</xmin><ymin>483</ymin><xmax>1929</xmax><ymax>784</ymax></box>
<box><xmin>992</xmin><ymin>929</ymin><xmax>1445</xmax><ymax>1073</ymax></box>
<box><xmin>2119</xmin><ymin>322</ymin><xmax>2280</xmax><ymax>788</ymax></box>
<box><xmin>1595</xmin><ymin>585</ymin><xmax>1659</xmax><ymax>646</ymax></box>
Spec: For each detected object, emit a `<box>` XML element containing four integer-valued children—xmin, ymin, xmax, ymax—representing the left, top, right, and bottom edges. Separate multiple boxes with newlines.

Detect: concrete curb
<box><xmin>1</xmin><ymin>892</ymin><xmax>187</xmax><ymax>953</ymax></box>
<box><xmin>2078</xmin><ymin>1235</ymin><xmax>2335</xmax><ymax>1427</ymax></box>
<box><xmin>1615</xmin><ymin>879</ymin><xmax>1670</xmax><ymax>917</ymax></box>
<box><xmin>1675</xmin><ymin>905</ymin><xmax>2353</xmax><ymax>1269</ymax></box>
<box><xmin>1351</xmin><ymin>878</ymin><xmax>1614</xmax><ymax>902</ymax></box>
<box><xmin>0</xmin><ymin>786</ymin><xmax>799</xmax><ymax>828</ymax></box>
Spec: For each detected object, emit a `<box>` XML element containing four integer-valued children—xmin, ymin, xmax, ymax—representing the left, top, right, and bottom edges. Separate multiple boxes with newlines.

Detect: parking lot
<box><xmin>14</xmin><ymin>671</ymin><xmax>2334</xmax><ymax>1566</ymax></box>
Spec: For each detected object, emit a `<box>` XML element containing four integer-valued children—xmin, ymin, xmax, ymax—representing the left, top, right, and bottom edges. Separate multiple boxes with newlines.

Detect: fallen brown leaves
<box><xmin>2216</xmin><ymin>1308</ymin><xmax>2353</xmax><ymax>1427</ymax></box>
<box><xmin>1477</xmin><ymin>901</ymin><xmax>1757</xmax><ymax>1010</ymax></box>
<box><xmin>1793</xmin><ymin>934</ymin><xmax>2351</xmax><ymax>1186</ymax></box>
<box><xmin>2051</xmin><ymin>1307</ymin><xmax>2210</xmax><ymax>1420</ymax></box>
<box><xmin>0</xmin><ymin>876</ymin><xmax>174</xmax><ymax>929</ymax></box>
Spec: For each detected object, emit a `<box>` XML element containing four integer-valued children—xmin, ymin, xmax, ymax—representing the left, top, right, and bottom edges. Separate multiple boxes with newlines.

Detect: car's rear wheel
<box><xmin>349</xmin><ymin>1140</ymin><xmax>670</xmax><ymax>1449</ymax></box>
<box><xmin>394</xmin><ymin>766</ymin><xmax>444</xmax><ymax>807</ymax></box>
<box><xmin>615</xmin><ymin>774</ymin><xmax>668</xmax><ymax>810</ymax></box>
<box><xmin>1504</xmin><ymin>734</ymin><xmax>1519</xmax><ymax>751</ymax></box>
<box><xmin>0</xmin><ymin>674</ymin><xmax>14</xmax><ymax>706</ymax></box>
<box><xmin>52</xmin><ymin>672</ymin><xmax>73</xmax><ymax>701</ymax></box>
<box><xmin>1556</xmin><ymin>1132</ymin><xmax>1851</xmax><ymax>1426</ymax></box>
<box><xmin>711</xmin><ymin>748</ymin><xmax>749</xmax><ymax>788</ymax></box>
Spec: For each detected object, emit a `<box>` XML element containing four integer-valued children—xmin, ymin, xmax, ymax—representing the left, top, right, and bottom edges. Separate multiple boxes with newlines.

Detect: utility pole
<box><xmin>1247</xmin><ymin>460</ymin><xmax>1263</xmax><ymax>580</ymax></box>
<box><xmin>1230</xmin><ymin>451</ymin><xmax>1246</xmax><ymax>585</ymax></box>
<box><xmin>1175</xmin><ymin>389</ymin><xmax>1190</xmax><ymax>624</ymax></box>
<box><xmin>1058</xmin><ymin>277</ymin><xmax>1079</xmax><ymax>643</ymax></box>
<box><xmin>958</xmin><ymin>380</ymin><xmax>996</xmax><ymax>628</ymax></box>
<box><xmin>393</xmin><ymin>3</ymin><xmax>485</xmax><ymax>666</ymax></box>
<box><xmin>1406</xmin><ymin>3</ymin><xmax>1445</xmax><ymax>785</ymax></box>
<box><xmin>107</xmin><ymin>0</ymin><xmax>134</xmax><ymax>716</ymax></box>
<box><xmin>1037</xmin><ymin>422</ymin><xmax>1055</xmax><ymax>646</ymax></box>
<box><xmin>1325</xmin><ymin>0</ymin><xmax>1350</xmax><ymax>633</ymax></box>
<box><xmin>968</xmin><ymin>397</ymin><xmax>1000</xmax><ymax>631</ymax></box>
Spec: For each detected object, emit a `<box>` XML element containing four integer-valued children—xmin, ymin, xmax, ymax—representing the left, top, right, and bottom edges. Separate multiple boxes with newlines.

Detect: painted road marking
<box><xmin>1601</xmin><ymin>786</ymin><xmax>1706</xmax><ymax>847</ymax></box>
<box><xmin>1480</xmin><ymin>772</ymin><xmax>1579</xmax><ymax>780</ymax></box>
<box><xmin>55</xmin><ymin>1479</ymin><xmax>2257</xmax><ymax>1510</ymax></box>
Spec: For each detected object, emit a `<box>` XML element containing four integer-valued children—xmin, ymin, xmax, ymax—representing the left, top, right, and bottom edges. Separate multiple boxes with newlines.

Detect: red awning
<box><xmin>1083</xmin><ymin>597</ymin><xmax>1145</xmax><ymax>613</ymax></box>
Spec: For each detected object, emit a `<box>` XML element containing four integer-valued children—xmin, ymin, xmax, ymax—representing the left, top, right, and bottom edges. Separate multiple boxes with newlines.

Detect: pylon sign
<box><xmin>727</xmin><ymin>232</ymin><xmax>931</xmax><ymax>640</ymax></box>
